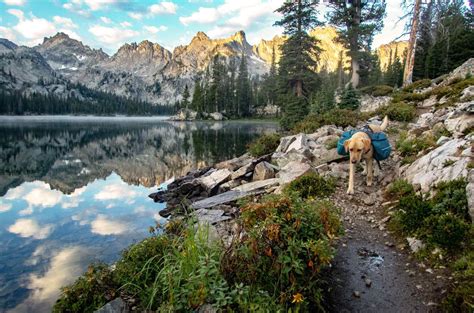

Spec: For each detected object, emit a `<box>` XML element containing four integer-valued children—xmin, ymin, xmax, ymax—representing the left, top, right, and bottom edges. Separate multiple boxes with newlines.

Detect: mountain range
<box><xmin>0</xmin><ymin>27</ymin><xmax>407</xmax><ymax>106</ymax></box>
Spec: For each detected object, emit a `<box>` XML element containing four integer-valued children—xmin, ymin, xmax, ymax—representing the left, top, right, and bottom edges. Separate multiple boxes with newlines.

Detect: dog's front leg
<box><xmin>347</xmin><ymin>162</ymin><xmax>355</xmax><ymax>194</ymax></box>
<box><xmin>366</xmin><ymin>158</ymin><xmax>373</xmax><ymax>186</ymax></box>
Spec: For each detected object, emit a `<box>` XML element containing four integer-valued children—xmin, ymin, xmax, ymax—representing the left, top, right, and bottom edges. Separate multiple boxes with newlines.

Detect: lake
<box><xmin>0</xmin><ymin>116</ymin><xmax>278</xmax><ymax>313</ymax></box>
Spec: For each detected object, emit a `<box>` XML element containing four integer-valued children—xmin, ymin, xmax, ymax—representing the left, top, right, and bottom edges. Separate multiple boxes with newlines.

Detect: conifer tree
<box><xmin>182</xmin><ymin>84</ymin><xmax>190</xmax><ymax>110</ymax></box>
<box><xmin>327</xmin><ymin>0</ymin><xmax>386</xmax><ymax>88</ymax></box>
<box><xmin>236</xmin><ymin>53</ymin><xmax>251</xmax><ymax>117</ymax></box>
<box><xmin>274</xmin><ymin>0</ymin><xmax>322</xmax><ymax>129</ymax></box>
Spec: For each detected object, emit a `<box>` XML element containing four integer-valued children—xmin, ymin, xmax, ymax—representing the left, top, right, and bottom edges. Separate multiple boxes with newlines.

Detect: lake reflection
<box><xmin>0</xmin><ymin>117</ymin><xmax>278</xmax><ymax>312</ymax></box>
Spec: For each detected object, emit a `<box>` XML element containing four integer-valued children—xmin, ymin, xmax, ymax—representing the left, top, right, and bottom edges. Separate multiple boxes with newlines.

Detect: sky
<box><xmin>0</xmin><ymin>0</ymin><xmax>410</xmax><ymax>55</ymax></box>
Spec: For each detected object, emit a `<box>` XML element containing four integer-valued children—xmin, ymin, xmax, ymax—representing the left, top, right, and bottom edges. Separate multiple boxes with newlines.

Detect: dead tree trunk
<box><xmin>403</xmin><ymin>0</ymin><xmax>422</xmax><ymax>86</ymax></box>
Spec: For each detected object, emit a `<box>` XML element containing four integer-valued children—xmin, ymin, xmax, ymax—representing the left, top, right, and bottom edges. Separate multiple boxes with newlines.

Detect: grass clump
<box><xmin>360</xmin><ymin>85</ymin><xmax>394</xmax><ymax>97</ymax></box>
<box><xmin>53</xmin><ymin>263</ymin><xmax>117</xmax><ymax>313</ymax></box>
<box><xmin>385</xmin><ymin>179</ymin><xmax>415</xmax><ymax>199</ymax></box>
<box><xmin>54</xmin><ymin>174</ymin><xmax>343</xmax><ymax>312</ymax></box>
<box><xmin>292</xmin><ymin>108</ymin><xmax>365</xmax><ymax>134</ymax></box>
<box><xmin>395</xmin><ymin>131</ymin><xmax>436</xmax><ymax>164</ymax></box>
<box><xmin>402</xmin><ymin>79</ymin><xmax>432</xmax><ymax>93</ymax></box>
<box><xmin>431</xmin><ymin>77</ymin><xmax>474</xmax><ymax>101</ymax></box>
<box><xmin>247</xmin><ymin>133</ymin><xmax>281</xmax><ymax>157</ymax></box>
<box><xmin>283</xmin><ymin>173</ymin><xmax>336</xmax><ymax>200</ymax></box>
<box><xmin>443</xmin><ymin>250</ymin><xmax>474</xmax><ymax>312</ymax></box>
<box><xmin>376</xmin><ymin>101</ymin><xmax>416</xmax><ymax>122</ymax></box>
<box><xmin>223</xmin><ymin>194</ymin><xmax>342</xmax><ymax>311</ymax></box>
<box><xmin>391</xmin><ymin>178</ymin><xmax>470</xmax><ymax>251</ymax></box>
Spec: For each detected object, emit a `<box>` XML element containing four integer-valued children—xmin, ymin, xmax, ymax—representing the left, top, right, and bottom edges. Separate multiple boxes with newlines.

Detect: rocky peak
<box><xmin>229</xmin><ymin>30</ymin><xmax>246</xmax><ymax>44</ymax></box>
<box><xmin>0</xmin><ymin>38</ymin><xmax>18</xmax><ymax>54</ymax></box>
<box><xmin>193</xmin><ymin>31</ymin><xmax>210</xmax><ymax>42</ymax></box>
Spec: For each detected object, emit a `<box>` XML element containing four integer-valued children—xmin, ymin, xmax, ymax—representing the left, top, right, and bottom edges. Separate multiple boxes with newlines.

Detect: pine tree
<box><xmin>274</xmin><ymin>0</ymin><xmax>322</xmax><ymax>129</ymax></box>
<box><xmin>182</xmin><ymin>84</ymin><xmax>190</xmax><ymax>110</ymax></box>
<box><xmin>339</xmin><ymin>84</ymin><xmax>360</xmax><ymax>110</ymax></box>
<box><xmin>327</xmin><ymin>0</ymin><xmax>386</xmax><ymax>88</ymax></box>
<box><xmin>236</xmin><ymin>53</ymin><xmax>251</xmax><ymax>117</ymax></box>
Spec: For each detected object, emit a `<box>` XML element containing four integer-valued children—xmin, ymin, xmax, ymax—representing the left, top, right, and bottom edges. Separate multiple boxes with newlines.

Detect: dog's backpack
<box><xmin>336</xmin><ymin>129</ymin><xmax>391</xmax><ymax>161</ymax></box>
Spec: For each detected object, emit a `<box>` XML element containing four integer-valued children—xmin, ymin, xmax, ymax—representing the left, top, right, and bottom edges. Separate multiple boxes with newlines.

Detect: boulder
<box><xmin>252</xmin><ymin>161</ymin><xmax>275</xmax><ymax>181</ymax></box>
<box><xmin>444</xmin><ymin>102</ymin><xmax>474</xmax><ymax>134</ymax></box>
<box><xmin>231</xmin><ymin>162</ymin><xmax>255</xmax><ymax>180</ymax></box>
<box><xmin>286</xmin><ymin>133</ymin><xmax>308</xmax><ymax>152</ymax></box>
<box><xmin>419</xmin><ymin>95</ymin><xmax>438</xmax><ymax>108</ymax></box>
<box><xmin>192</xmin><ymin>209</ymin><xmax>231</xmax><ymax>224</ymax></box>
<box><xmin>275</xmin><ymin>135</ymin><xmax>296</xmax><ymax>153</ymax></box>
<box><xmin>460</xmin><ymin>85</ymin><xmax>474</xmax><ymax>101</ymax></box>
<box><xmin>307</xmin><ymin>125</ymin><xmax>343</xmax><ymax>141</ymax></box>
<box><xmin>406</xmin><ymin>237</ymin><xmax>425</xmax><ymax>253</ymax></box>
<box><xmin>95</xmin><ymin>298</ymin><xmax>129</xmax><ymax>313</ymax></box>
<box><xmin>209</xmin><ymin>112</ymin><xmax>224</xmax><ymax>121</ymax></box>
<box><xmin>359</xmin><ymin>95</ymin><xmax>391</xmax><ymax>112</ymax></box>
<box><xmin>198</xmin><ymin>169</ymin><xmax>232</xmax><ymax>192</ymax></box>
<box><xmin>215</xmin><ymin>153</ymin><xmax>253</xmax><ymax>171</ymax></box>
<box><xmin>277</xmin><ymin>161</ymin><xmax>314</xmax><ymax>184</ymax></box>
<box><xmin>441</xmin><ymin>58</ymin><xmax>474</xmax><ymax>85</ymax></box>
<box><xmin>272</xmin><ymin>148</ymin><xmax>312</xmax><ymax>168</ymax></box>
<box><xmin>232</xmin><ymin>178</ymin><xmax>280</xmax><ymax>193</ymax></box>
<box><xmin>169</xmin><ymin>109</ymin><xmax>198</xmax><ymax>121</ymax></box>
<box><xmin>401</xmin><ymin>138</ymin><xmax>471</xmax><ymax>192</ymax></box>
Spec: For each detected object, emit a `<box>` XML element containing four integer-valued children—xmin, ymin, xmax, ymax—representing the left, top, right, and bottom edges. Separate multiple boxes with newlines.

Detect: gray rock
<box><xmin>444</xmin><ymin>102</ymin><xmax>474</xmax><ymax>134</ymax></box>
<box><xmin>192</xmin><ymin>209</ymin><xmax>231</xmax><ymax>224</ymax></box>
<box><xmin>359</xmin><ymin>94</ymin><xmax>391</xmax><ymax>112</ymax></box>
<box><xmin>401</xmin><ymin>138</ymin><xmax>471</xmax><ymax>192</ymax></box>
<box><xmin>232</xmin><ymin>178</ymin><xmax>280</xmax><ymax>193</ymax></box>
<box><xmin>252</xmin><ymin>161</ymin><xmax>275</xmax><ymax>181</ymax></box>
<box><xmin>286</xmin><ymin>133</ymin><xmax>308</xmax><ymax>152</ymax></box>
<box><xmin>95</xmin><ymin>298</ymin><xmax>129</xmax><ymax>313</ymax></box>
<box><xmin>436</xmin><ymin>136</ymin><xmax>450</xmax><ymax>146</ymax></box>
<box><xmin>198</xmin><ymin>169</ymin><xmax>232</xmax><ymax>192</ymax></box>
<box><xmin>407</xmin><ymin>237</ymin><xmax>425</xmax><ymax>253</ymax></box>
<box><xmin>209</xmin><ymin>112</ymin><xmax>224</xmax><ymax>121</ymax></box>
<box><xmin>460</xmin><ymin>85</ymin><xmax>474</xmax><ymax>101</ymax></box>
<box><xmin>277</xmin><ymin>161</ymin><xmax>314</xmax><ymax>184</ymax></box>
<box><xmin>231</xmin><ymin>163</ymin><xmax>255</xmax><ymax>180</ymax></box>
<box><xmin>215</xmin><ymin>153</ymin><xmax>253</xmax><ymax>171</ymax></box>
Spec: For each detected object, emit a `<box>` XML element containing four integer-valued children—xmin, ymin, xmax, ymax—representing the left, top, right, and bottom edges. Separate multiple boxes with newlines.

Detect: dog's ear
<box><xmin>344</xmin><ymin>139</ymin><xmax>351</xmax><ymax>153</ymax></box>
<box><xmin>362</xmin><ymin>138</ymin><xmax>371</xmax><ymax>153</ymax></box>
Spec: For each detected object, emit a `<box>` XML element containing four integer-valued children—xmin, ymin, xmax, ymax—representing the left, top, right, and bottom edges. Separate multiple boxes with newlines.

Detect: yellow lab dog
<box><xmin>344</xmin><ymin>116</ymin><xmax>389</xmax><ymax>194</ymax></box>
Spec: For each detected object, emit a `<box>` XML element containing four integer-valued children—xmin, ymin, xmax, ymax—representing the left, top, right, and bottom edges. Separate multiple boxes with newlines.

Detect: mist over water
<box><xmin>0</xmin><ymin>117</ymin><xmax>278</xmax><ymax>312</ymax></box>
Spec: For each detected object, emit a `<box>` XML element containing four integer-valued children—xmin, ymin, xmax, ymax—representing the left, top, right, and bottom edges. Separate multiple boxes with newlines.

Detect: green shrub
<box><xmin>402</xmin><ymin>79</ymin><xmax>432</xmax><ymax>93</ymax></box>
<box><xmin>247</xmin><ymin>133</ymin><xmax>281</xmax><ymax>157</ymax></box>
<box><xmin>395</xmin><ymin>131</ymin><xmax>436</xmax><ymax>161</ymax></box>
<box><xmin>392</xmin><ymin>91</ymin><xmax>430</xmax><ymax>103</ymax></box>
<box><xmin>443</xmin><ymin>251</ymin><xmax>474</xmax><ymax>312</ymax></box>
<box><xmin>386</xmin><ymin>179</ymin><xmax>415</xmax><ymax>199</ymax></box>
<box><xmin>395</xmin><ymin>193</ymin><xmax>434</xmax><ymax>234</ymax></box>
<box><xmin>339</xmin><ymin>85</ymin><xmax>360</xmax><ymax>110</ymax></box>
<box><xmin>53</xmin><ymin>263</ymin><xmax>117</xmax><ymax>313</ymax></box>
<box><xmin>431</xmin><ymin>77</ymin><xmax>474</xmax><ymax>100</ymax></box>
<box><xmin>223</xmin><ymin>195</ymin><xmax>341</xmax><ymax>311</ymax></box>
<box><xmin>292</xmin><ymin>108</ymin><xmax>364</xmax><ymax>134</ymax></box>
<box><xmin>284</xmin><ymin>173</ymin><xmax>336</xmax><ymax>199</ymax></box>
<box><xmin>432</xmin><ymin>178</ymin><xmax>470</xmax><ymax>220</ymax></box>
<box><xmin>423</xmin><ymin>213</ymin><xmax>470</xmax><ymax>250</ymax></box>
<box><xmin>377</xmin><ymin>101</ymin><xmax>416</xmax><ymax>122</ymax></box>
<box><xmin>360</xmin><ymin>85</ymin><xmax>394</xmax><ymax>97</ymax></box>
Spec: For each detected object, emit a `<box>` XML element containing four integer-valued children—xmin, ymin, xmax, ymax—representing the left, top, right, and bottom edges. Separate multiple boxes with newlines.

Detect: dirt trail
<box><xmin>326</xmin><ymin>154</ymin><xmax>450</xmax><ymax>312</ymax></box>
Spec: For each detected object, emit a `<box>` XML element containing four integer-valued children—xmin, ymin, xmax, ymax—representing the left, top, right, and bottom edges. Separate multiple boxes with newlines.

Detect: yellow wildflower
<box><xmin>292</xmin><ymin>293</ymin><xmax>304</xmax><ymax>303</ymax></box>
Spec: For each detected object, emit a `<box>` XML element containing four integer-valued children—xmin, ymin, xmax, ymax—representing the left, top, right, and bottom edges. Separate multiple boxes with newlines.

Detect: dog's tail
<box><xmin>380</xmin><ymin>115</ymin><xmax>389</xmax><ymax>131</ymax></box>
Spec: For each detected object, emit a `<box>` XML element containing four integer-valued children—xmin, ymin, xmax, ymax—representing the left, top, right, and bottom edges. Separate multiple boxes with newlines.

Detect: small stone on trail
<box><xmin>426</xmin><ymin>268</ymin><xmax>434</xmax><ymax>274</ymax></box>
<box><xmin>353</xmin><ymin>291</ymin><xmax>361</xmax><ymax>298</ymax></box>
<box><xmin>416</xmin><ymin>285</ymin><xmax>423</xmax><ymax>290</ymax></box>
<box><xmin>365</xmin><ymin>278</ymin><xmax>372</xmax><ymax>287</ymax></box>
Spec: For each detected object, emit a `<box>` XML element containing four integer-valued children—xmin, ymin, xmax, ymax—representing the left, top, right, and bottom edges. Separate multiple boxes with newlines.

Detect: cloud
<box><xmin>7</xmin><ymin>8</ymin><xmax>24</xmax><ymax>19</ymax></box>
<box><xmin>11</xmin><ymin>246</ymin><xmax>89</xmax><ymax>312</ymax></box>
<box><xmin>19</xmin><ymin>207</ymin><xmax>34</xmax><ymax>216</ymax></box>
<box><xmin>84</xmin><ymin>0</ymin><xmax>120</xmax><ymax>11</ymax></box>
<box><xmin>179</xmin><ymin>7</ymin><xmax>219</xmax><ymax>26</ymax></box>
<box><xmin>62</xmin><ymin>1</ymin><xmax>91</xmax><ymax>17</ymax></box>
<box><xmin>89</xmin><ymin>25</ymin><xmax>139</xmax><ymax>45</ymax></box>
<box><xmin>0</xmin><ymin>201</ymin><xmax>12</xmax><ymax>213</ymax></box>
<box><xmin>144</xmin><ymin>25</ymin><xmax>168</xmax><ymax>34</ymax></box>
<box><xmin>128</xmin><ymin>12</ymin><xmax>143</xmax><ymax>20</ymax></box>
<box><xmin>100</xmin><ymin>16</ymin><xmax>112</xmax><ymax>24</ymax></box>
<box><xmin>0</xmin><ymin>26</ymin><xmax>16</xmax><ymax>41</ymax></box>
<box><xmin>24</xmin><ymin>186</ymin><xmax>62</xmax><ymax>208</ymax></box>
<box><xmin>149</xmin><ymin>1</ymin><xmax>178</xmax><ymax>15</ymax></box>
<box><xmin>179</xmin><ymin>0</ymin><xmax>282</xmax><ymax>42</ymax></box>
<box><xmin>8</xmin><ymin>218</ymin><xmax>54</xmax><ymax>239</ymax></box>
<box><xmin>90</xmin><ymin>214</ymin><xmax>128</xmax><ymax>235</ymax></box>
<box><xmin>3</xmin><ymin>0</ymin><xmax>26</xmax><ymax>5</ymax></box>
<box><xmin>94</xmin><ymin>181</ymin><xmax>138</xmax><ymax>200</ymax></box>
<box><xmin>53</xmin><ymin>16</ymin><xmax>78</xmax><ymax>29</ymax></box>
<box><xmin>120</xmin><ymin>21</ymin><xmax>132</xmax><ymax>27</ymax></box>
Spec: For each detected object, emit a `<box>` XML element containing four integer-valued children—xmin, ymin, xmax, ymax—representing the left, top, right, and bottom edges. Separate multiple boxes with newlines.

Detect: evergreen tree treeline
<box><xmin>0</xmin><ymin>84</ymin><xmax>175</xmax><ymax>116</ymax></box>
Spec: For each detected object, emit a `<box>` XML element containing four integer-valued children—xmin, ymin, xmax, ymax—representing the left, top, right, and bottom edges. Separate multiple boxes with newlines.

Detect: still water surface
<box><xmin>0</xmin><ymin>116</ymin><xmax>278</xmax><ymax>312</ymax></box>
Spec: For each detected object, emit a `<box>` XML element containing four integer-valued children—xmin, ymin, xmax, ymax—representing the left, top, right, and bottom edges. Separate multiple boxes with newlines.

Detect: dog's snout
<box><xmin>351</xmin><ymin>160</ymin><xmax>357</xmax><ymax>164</ymax></box>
